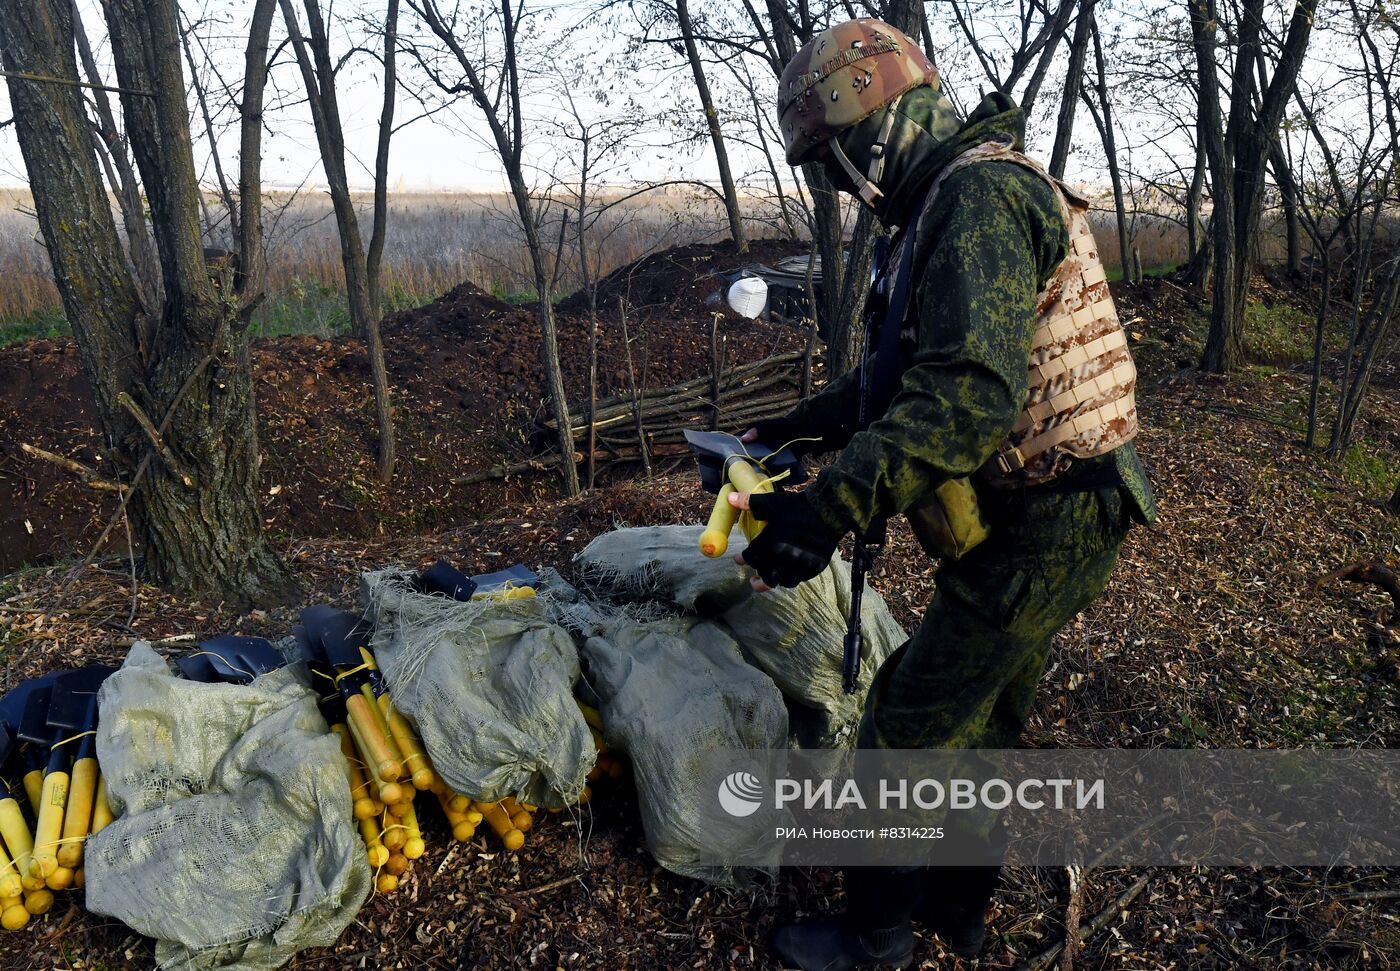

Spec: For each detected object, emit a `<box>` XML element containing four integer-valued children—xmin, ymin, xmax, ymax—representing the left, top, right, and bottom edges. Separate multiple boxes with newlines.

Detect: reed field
<box><xmin>0</xmin><ymin>184</ymin><xmax>1206</xmax><ymax>345</ymax></box>
<box><xmin>0</xmin><ymin>186</ymin><xmax>741</xmax><ymax>342</ymax></box>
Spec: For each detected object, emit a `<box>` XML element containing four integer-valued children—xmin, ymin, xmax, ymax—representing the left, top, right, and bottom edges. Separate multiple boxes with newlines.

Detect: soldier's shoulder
<box><xmin>936</xmin><ymin>158</ymin><xmax>1063</xmax><ymax>221</ymax></box>
<box><xmin>918</xmin><ymin>160</ymin><xmax>1058</xmax><ymax>240</ymax></box>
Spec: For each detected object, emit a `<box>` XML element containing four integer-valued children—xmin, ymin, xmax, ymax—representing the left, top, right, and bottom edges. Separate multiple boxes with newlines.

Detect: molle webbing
<box><xmin>906</xmin><ymin>139</ymin><xmax>1139</xmax><ymax>487</ymax></box>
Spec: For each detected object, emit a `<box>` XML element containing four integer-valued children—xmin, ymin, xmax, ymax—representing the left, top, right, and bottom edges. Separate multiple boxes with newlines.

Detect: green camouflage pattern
<box><xmin>857</xmin><ymin>485</ymin><xmax>1131</xmax><ymax>749</ymax></box>
<box><xmin>780</xmin><ymin>90</ymin><xmax>1158</xmax><ymax>751</ymax></box>
<box><xmin>778</xmin><ymin>18</ymin><xmax>940</xmax><ymax>165</ymax></box>
<box><xmin>791</xmin><ymin>91</ymin><xmax>1158</xmax><ymax>530</ymax></box>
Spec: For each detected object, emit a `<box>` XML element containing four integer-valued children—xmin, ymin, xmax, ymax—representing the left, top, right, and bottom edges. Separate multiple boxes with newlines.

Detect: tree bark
<box><xmin>1186</xmin><ymin>130</ymin><xmax>1206</xmax><ymax>264</ymax></box>
<box><xmin>2</xmin><ymin>0</ymin><xmax>293</xmax><ymax>604</ymax></box>
<box><xmin>675</xmin><ymin>0</ymin><xmax>746</xmax><ymax>252</ymax></box>
<box><xmin>1304</xmin><ymin>257</ymin><xmax>1331</xmax><ymax>448</ymax></box>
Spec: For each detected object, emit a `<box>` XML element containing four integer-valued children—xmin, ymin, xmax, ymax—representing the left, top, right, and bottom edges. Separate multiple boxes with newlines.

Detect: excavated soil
<box><xmin>0</xmin><ymin>239</ymin><xmax>808</xmax><ymax>573</ymax></box>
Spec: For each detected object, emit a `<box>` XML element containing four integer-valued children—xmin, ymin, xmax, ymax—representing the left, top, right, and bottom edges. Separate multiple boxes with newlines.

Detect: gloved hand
<box><xmin>729</xmin><ymin>489</ymin><xmax>842</xmax><ymax>591</ymax></box>
<box><xmin>741</xmin><ymin>417</ymin><xmax>825</xmax><ymax>457</ymax></box>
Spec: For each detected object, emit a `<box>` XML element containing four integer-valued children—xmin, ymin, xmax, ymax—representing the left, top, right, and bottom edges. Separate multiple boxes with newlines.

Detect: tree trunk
<box><xmin>1203</xmin><ymin>204</ymin><xmax>1250</xmax><ymax>371</ymax></box>
<box><xmin>1191</xmin><ymin>0</ymin><xmax>1317</xmax><ymax>373</ymax></box>
<box><xmin>805</xmin><ymin>168</ymin><xmax>877</xmax><ymax>375</ymax></box>
<box><xmin>675</xmin><ymin>0</ymin><xmax>746</xmax><ymax>252</ymax></box>
<box><xmin>2</xmin><ymin>0</ymin><xmax>292</xmax><ymax>604</ymax></box>
<box><xmin>1018</xmin><ymin>0</ymin><xmax>1079</xmax><ymax>116</ymax></box>
<box><xmin>71</xmin><ymin>1</ymin><xmax>161</xmax><ymax>313</ymax></box>
<box><xmin>1304</xmin><ymin>258</ymin><xmax>1331</xmax><ymax>448</ymax></box>
<box><xmin>1186</xmin><ymin>132</ymin><xmax>1206</xmax><ymax>263</ymax></box>
<box><xmin>515</xmin><ymin>168</ymin><xmax>579</xmax><ymax>495</ymax></box>
<box><xmin>585</xmin><ymin>310</ymin><xmax>598</xmax><ymax>490</ymax></box>
<box><xmin>280</xmin><ymin>0</ymin><xmax>396</xmax><ymax>481</ymax></box>
<box><xmin>1329</xmin><ymin>254</ymin><xmax>1400</xmax><ymax>455</ymax></box>
<box><xmin>1049</xmin><ymin>0</ymin><xmax>1095</xmax><ymax>180</ymax></box>
<box><xmin>1268</xmin><ymin>136</ymin><xmax>1302</xmax><ymax>275</ymax></box>
<box><xmin>619</xmin><ymin>298</ymin><xmax>652</xmax><ymax>477</ymax></box>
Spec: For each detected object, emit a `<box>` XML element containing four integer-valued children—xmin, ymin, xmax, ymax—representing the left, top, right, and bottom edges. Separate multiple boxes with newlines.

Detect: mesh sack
<box><xmin>581</xmin><ymin>616</ymin><xmax>788</xmax><ymax>887</ymax></box>
<box><xmin>575</xmin><ymin>525</ymin><xmax>907</xmax><ymax>746</ymax></box>
<box><xmin>359</xmin><ymin>569</ymin><xmax>594</xmax><ymax>808</ymax></box>
<box><xmin>87</xmin><ymin>643</ymin><xmax>371</xmax><ymax>971</ymax></box>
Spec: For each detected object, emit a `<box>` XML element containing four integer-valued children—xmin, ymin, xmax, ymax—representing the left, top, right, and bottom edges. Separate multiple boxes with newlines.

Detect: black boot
<box><xmin>919</xmin><ymin>864</ymin><xmax>1001</xmax><ymax>959</ymax></box>
<box><xmin>769</xmin><ymin>919</ymin><xmax>914</xmax><ymax>971</ymax></box>
<box><xmin>769</xmin><ymin>866</ymin><xmax>922</xmax><ymax>971</ymax></box>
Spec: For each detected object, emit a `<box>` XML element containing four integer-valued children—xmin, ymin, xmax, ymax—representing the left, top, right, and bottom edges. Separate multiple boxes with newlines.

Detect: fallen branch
<box><xmin>1015</xmin><ymin>869</ymin><xmax>1159</xmax><ymax>971</ymax></box>
<box><xmin>451</xmin><ymin>454</ymin><xmax>582</xmax><ymax>486</ymax></box>
<box><xmin>1061</xmin><ymin>865</ymin><xmax>1084</xmax><ymax>971</ymax></box>
<box><xmin>118</xmin><ymin>391</ymin><xmax>193</xmax><ymax>487</ymax></box>
<box><xmin>19</xmin><ymin>442</ymin><xmax>126</xmax><ymax>493</ymax></box>
<box><xmin>1315</xmin><ymin>562</ymin><xmax>1400</xmax><ymax>625</ymax></box>
<box><xmin>512</xmin><ymin>874</ymin><xmax>582</xmax><ymax>896</ymax></box>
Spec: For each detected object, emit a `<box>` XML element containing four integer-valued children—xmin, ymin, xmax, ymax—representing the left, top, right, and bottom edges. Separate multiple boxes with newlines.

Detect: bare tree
<box><xmin>1188</xmin><ymin>0</ymin><xmax>1318</xmax><ymax>372</ymax></box>
<box><xmin>1048</xmin><ymin>0</ymin><xmax>1096</xmax><ymax>179</ymax></box>
<box><xmin>279</xmin><ymin>0</ymin><xmax>399</xmax><ymax>481</ymax></box>
<box><xmin>407</xmin><ymin>0</ymin><xmax>581</xmax><ymax>496</ymax></box>
<box><xmin>545</xmin><ymin>69</ymin><xmax>648</xmax><ymax>488</ymax></box>
<box><xmin>945</xmin><ymin>0</ymin><xmax>1078</xmax><ymax>111</ymax></box>
<box><xmin>1080</xmin><ymin>11</ymin><xmax>1133</xmax><ymax>281</ymax></box>
<box><xmin>674</xmin><ymin>0</ymin><xmax>747</xmax><ymax>251</ymax></box>
<box><xmin>1</xmin><ymin>0</ymin><xmax>294</xmax><ymax>603</ymax></box>
<box><xmin>1290</xmin><ymin>92</ymin><xmax>1365</xmax><ymax>448</ymax></box>
<box><xmin>1326</xmin><ymin>0</ymin><xmax>1400</xmax><ymax>457</ymax></box>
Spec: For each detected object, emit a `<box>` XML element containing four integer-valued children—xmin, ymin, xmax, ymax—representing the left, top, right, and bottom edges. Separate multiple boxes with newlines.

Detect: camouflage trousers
<box><xmin>858</xmin><ymin>484</ymin><xmax>1133</xmax><ymax>751</ymax></box>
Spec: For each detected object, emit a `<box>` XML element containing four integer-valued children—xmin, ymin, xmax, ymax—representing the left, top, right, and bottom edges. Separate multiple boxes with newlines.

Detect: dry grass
<box><xmin>0</xmin><ymin>183</ymin><xmax>1310</xmax><ymax>343</ymax></box>
<box><xmin>0</xmin><ymin>187</ymin><xmax>752</xmax><ymax>341</ymax></box>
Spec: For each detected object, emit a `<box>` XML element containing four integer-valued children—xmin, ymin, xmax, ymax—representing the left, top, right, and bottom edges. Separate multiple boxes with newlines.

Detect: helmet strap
<box><xmin>829</xmin><ymin>139</ymin><xmax>882</xmax><ymax>205</ymax></box>
<box><xmin>866</xmin><ymin>92</ymin><xmax>904</xmax><ymax>191</ymax></box>
<box><xmin>829</xmin><ymin>92</ymin><xmax>906</xmax><ymax>207</ymax></box>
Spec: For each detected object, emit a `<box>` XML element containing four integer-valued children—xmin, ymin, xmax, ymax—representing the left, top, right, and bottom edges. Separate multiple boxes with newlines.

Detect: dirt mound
<box><xmin>0</xmin><ymin>240</ymin><xmax>810</xmax><ymax>572</ymax></box>
<box><xmin>558</xmin><ymin>236</ymin><xmax>808</xmax><ymax>319</ymax></box>
<box><xmin>383</xmin><ymin>280</ymin><xmax>516</xmax><ymax>335</ymax></box>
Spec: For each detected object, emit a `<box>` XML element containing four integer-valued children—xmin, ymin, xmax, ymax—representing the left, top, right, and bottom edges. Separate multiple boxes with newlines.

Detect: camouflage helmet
<box><xmin>777</xmin><ymin>18</ymin><xmax>939</xmax><ymax>201</ymax></box>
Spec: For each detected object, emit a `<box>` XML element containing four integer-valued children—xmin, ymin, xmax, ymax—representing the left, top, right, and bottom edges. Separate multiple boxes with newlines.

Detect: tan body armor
<box><xmin>897</xmin><ymin>139</ymin><xmax>1140</xmax><ymax>557</ymax></box>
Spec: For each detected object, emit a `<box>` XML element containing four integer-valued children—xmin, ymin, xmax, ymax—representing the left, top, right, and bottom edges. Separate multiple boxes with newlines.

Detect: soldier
<box><xmin>727</xmin><ymin>18</ymin><xmax>1158</xmax><ymax>971</ymax></box>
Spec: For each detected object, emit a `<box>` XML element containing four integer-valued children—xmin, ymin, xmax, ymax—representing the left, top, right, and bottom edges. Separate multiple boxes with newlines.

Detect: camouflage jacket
<box><xmin>790</xmin><ymin>90</ymin><xmax>1158</xmax><ymax>537</ymax></box>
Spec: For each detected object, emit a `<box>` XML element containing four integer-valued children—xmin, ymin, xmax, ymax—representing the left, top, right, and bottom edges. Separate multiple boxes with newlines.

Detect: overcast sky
<box><xmin>0</xmin><ymin>0</ymin><xmax>1352</xmax><ymax>196</ymax></box>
